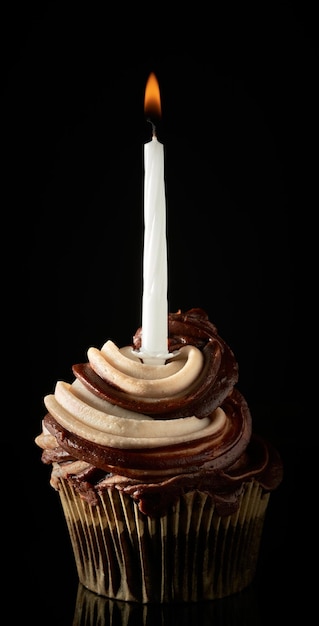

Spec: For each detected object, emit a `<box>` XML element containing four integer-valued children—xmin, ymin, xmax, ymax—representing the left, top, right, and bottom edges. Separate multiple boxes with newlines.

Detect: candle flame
<box><xmin>144</xmin><ymin>72</ymin><xmax>162</xmax><ymax>119</ymax></box>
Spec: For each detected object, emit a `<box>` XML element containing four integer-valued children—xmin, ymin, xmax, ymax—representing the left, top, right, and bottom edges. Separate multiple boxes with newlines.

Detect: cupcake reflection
<box><xmin>72</xmin><ymin>582</ymin><xmax>261</xmax><ymax>626</ymax></box>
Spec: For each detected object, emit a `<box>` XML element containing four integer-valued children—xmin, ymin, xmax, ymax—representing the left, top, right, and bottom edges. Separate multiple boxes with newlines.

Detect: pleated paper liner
<box><xmin>58</xmin><ymin>478</ymin><xmax>270</xmax><ymax>603</ymax></box>
<box><xmin>72</xmin><ymin>582</ymin><xmax>262</xmax><ymax>626</ymax></box>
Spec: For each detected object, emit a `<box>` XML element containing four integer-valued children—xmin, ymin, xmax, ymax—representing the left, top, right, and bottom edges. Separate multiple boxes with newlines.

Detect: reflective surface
<box><xmin>72</xmin><ymin>583</ymin><xmax>262</xmax><ymax>625</ymax></box>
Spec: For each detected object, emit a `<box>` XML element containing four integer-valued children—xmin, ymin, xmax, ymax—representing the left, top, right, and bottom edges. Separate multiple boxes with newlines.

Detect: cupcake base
<box><xmin>72</xmin><ymin>582</ymin><xmax>262</xmax><ymax>626</ymax></box>
<box><xmin>58</xmin><ymin>479</ymin><xmax>269</xmax><ymax>603</ymax></box>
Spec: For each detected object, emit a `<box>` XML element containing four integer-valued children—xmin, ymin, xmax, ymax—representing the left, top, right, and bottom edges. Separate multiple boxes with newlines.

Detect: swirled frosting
<box><xmin>35</xmin><ymin>308</ymin><xmax>283</xmax><ymax>516</ymax></box>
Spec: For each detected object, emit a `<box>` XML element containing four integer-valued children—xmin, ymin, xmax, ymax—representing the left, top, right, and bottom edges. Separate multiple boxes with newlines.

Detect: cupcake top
<box><xmin>35</xmin><ymin>308</ymin><xmax>283</xmax><ymax>516</ymax></box>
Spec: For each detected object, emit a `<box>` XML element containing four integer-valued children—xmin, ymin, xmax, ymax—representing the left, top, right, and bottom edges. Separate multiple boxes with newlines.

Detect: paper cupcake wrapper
<box><xmin>58</xmin><ymin>479</ymin><xmax>270</xmax><ymax>603</ymax></box>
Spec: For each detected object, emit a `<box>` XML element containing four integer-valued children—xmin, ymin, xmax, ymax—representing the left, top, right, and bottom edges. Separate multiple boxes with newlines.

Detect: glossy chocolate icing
<box><xmin>36</xmin><ymin>308</ymin><xmax>283</xmax><ymax>516</ymax></box>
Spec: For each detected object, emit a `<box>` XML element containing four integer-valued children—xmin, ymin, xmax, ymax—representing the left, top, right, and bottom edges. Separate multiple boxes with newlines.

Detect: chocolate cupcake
<box><xmin>35</xmin><ymin>308</ymin><xmax>283</xmax><ymax>602</ymax></box>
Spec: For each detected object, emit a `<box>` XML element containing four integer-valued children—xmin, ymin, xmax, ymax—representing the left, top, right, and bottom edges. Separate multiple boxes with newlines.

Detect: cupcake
<box><xmin>35</xmin><ymin>308</ymin><xmax>283</xmax><ymax>603</ymax></box>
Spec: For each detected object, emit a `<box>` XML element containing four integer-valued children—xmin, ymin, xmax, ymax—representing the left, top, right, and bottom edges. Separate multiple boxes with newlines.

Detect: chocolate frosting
<box><xmin>73</xmin><ymin>308</ymin><xmax>238</xmax><ymax>419</ymax></box>
<box><xmin>36</xmin><ymin>308</ymin><xmax>283</xmax><ymax>516</ymax></box>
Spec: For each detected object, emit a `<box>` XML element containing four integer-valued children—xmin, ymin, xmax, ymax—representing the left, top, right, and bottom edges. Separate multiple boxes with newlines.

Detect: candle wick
<box><xmin>147</xmin><ymin>117</ymin><xmax>156</xmax><ymax>138</ymax></box>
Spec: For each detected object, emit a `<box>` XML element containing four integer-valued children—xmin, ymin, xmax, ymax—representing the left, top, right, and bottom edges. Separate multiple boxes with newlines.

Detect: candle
<box><xmin>139</xmin><ymin>73</ymin><xmax>170</xmax><ymax>365</ymax></box>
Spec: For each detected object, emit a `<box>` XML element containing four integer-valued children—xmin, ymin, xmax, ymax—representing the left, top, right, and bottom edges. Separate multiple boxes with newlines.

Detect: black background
<box><xmin>4</xmin><ymin>2</ymin><xmax>317</xmax><ymax>623</ymax></box>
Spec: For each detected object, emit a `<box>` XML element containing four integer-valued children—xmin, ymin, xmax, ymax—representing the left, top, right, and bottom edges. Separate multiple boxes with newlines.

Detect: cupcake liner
<box><xmin>58</xmin><ymin>478</ymin><xmax>270</xmax><ymax>603</ymax></box>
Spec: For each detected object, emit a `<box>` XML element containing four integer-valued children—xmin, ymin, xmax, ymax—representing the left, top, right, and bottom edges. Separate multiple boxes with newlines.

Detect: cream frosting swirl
<box><xmin>35</xmin><ymin>309</ymin><xmax>283</xmax><ymax>515</ymax></box>
<box><xmin>42</xmin><ymin>342</ymin><xmax>228</xmax><ymax>449</ymax></box>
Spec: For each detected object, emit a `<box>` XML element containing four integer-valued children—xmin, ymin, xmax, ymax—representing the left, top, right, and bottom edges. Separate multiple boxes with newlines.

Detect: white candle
<box><xmin>140</xmin><ymin>74</ymin><xmax>170</xmax><ymax>365</ymax></box>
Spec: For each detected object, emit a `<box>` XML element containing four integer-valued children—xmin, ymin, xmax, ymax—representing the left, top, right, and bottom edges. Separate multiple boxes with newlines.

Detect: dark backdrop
<box><xmin>4</xmin><ymin>3</ymin><xmax>316</xmax><ymax>623</ymax></box>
